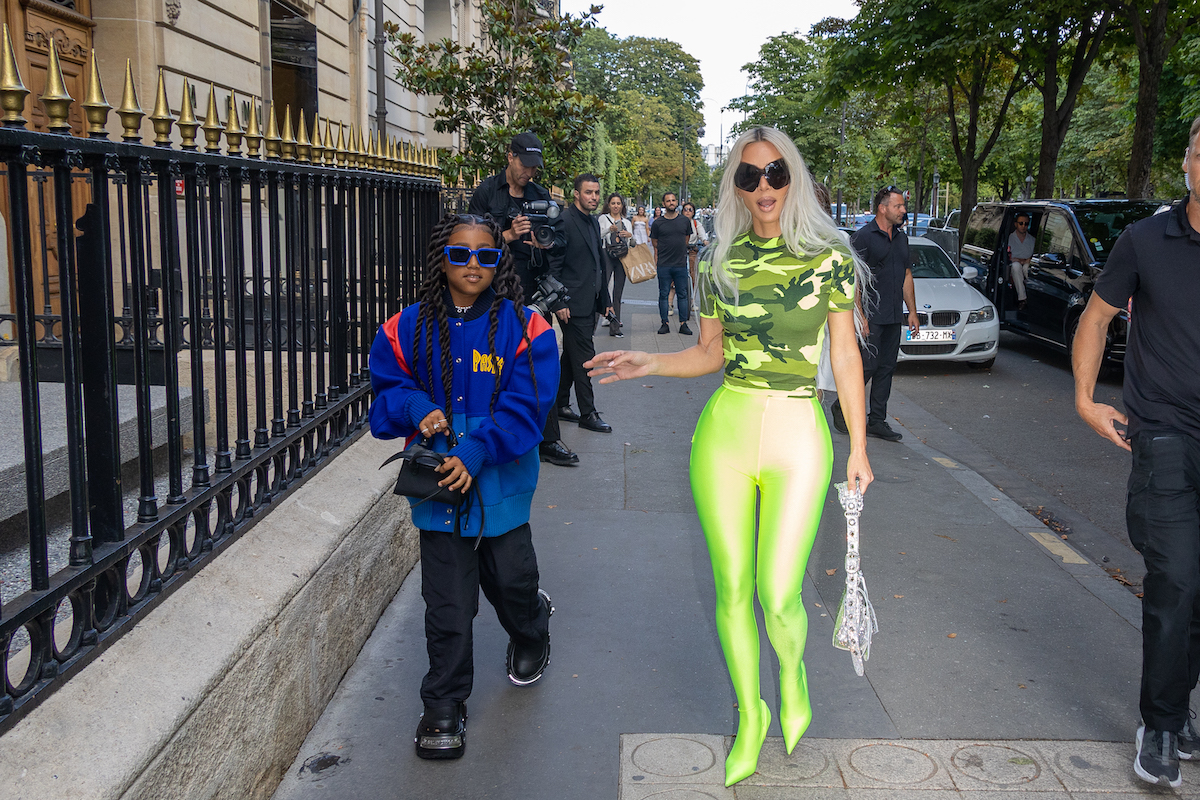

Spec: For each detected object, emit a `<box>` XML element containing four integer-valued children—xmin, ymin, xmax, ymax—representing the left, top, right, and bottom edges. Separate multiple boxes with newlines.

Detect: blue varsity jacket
<box><xmin>369</xmin><ymin>288</ymin><xmax>559</xmax><ymax>537</ymax></box>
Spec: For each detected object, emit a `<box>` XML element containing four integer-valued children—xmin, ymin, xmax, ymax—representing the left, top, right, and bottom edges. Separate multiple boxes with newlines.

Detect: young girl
<box><xmin>369</xmin><ymin>213</ymin><xmax>560</xmax><ymax>760</ymax></box>
<box><xmin>587</xmin><ymin>128</ymin><xmax>873</xmax><ymax>786</ymax></box>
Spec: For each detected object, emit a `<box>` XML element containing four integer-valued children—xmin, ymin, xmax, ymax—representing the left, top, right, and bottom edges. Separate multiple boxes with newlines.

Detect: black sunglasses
<box><xmin>443</xmin><ymin>245</ymin><xmax>503</xmax><ymax>267</ymax></box>
<box><xmin>734</xmin><ymin>159</ymin><xmax>791</xmax><ymax>192</ymax></box>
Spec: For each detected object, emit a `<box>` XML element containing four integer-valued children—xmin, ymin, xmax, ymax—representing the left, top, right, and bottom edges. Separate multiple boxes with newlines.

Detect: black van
<box><xmin>959</xmin><ymin>199</ymin><xmax>1166</xmax><ymax>366</ymax></box>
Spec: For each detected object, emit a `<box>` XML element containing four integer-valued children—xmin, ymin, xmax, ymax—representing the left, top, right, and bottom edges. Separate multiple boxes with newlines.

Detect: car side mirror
<box><xmin>1041</xmin><ymin>252</ymin><xmax>1064</xmax><ymax>266</ymax></box>
<box><xmin>960</xmin><ymin>266</ymin><xmax>978</xmax><ymax>281</ymax></box>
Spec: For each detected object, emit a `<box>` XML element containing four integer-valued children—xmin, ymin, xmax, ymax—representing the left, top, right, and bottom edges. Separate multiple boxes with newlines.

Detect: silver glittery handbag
<box><xmin>833</xmin><ymin>481</ymin><xmax>878</xmax><ymax>676</ymax></box>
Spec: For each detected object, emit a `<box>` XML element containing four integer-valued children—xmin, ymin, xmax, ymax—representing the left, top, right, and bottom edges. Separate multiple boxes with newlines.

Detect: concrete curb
<box><xmin>0</xmin><ymin>432</ymin><xmax>417</xmax><ymax>800</ymax></box>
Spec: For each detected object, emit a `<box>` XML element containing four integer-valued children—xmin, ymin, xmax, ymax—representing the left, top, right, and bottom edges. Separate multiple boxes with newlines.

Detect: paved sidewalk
<box><xmin>273</xmin><ymin>282</ymin><xmax>1180</xmax><ymax>800</ymax></box>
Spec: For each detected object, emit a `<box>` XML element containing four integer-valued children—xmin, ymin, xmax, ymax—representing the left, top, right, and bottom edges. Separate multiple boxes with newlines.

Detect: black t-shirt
<box><xmin>651</xmin><ymin>213</ymin><xmax>692</xmax><ymax>268</ymax></box>
<box><xmin>1093</xmin><ymin>197</ymin><xmax>1200</xmax><ymax>440</ymax></box>
<box><xmin>850</xmin><ymin>218</ymin><xmax>910</xmax><ymax>325</ymax></box>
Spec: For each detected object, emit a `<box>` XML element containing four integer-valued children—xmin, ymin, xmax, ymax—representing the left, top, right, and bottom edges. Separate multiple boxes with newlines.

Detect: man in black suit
<box><xmin>552</xmin><ymin>173</ymin><xmax>614</xmax><ymax>434</ymax></box>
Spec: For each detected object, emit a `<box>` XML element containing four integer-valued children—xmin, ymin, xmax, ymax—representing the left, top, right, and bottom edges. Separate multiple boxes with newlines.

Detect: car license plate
<box><xmin>907</xmin><ymin>329</ymin><xmax>956</xmax><ymax>342</ymax></box>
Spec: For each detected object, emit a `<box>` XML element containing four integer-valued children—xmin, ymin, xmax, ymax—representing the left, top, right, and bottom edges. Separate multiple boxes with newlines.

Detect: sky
<box><xmin>559</xmin><ymin>0</ymin><xmax>861</xmax><ymax>156</ymax></box>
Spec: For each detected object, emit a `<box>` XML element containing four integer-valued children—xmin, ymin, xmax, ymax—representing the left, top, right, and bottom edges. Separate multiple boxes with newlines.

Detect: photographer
<box><xmin>469</xmin><ymin>131</ymin><xmax>576</xmax><ymax>466</ymax></box>
<box><xmin>469</xmin><ymin>131</ymin><xmax>567</xmax><ymax>301</ymax></box>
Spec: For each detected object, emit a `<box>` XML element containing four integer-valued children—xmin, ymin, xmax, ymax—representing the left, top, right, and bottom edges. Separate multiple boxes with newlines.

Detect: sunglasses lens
<box><xmin>734</xmin><ymin>162</ymin><xmax>763</xmax><ymax>192</ymax></box>
<box><xmin>445</xmin><ymin>246</ymin><xmax>471</xmax><ymax>265</ymax></box>
<box><xmin>764</xmin><ymin>160</ymin><xmax>791</xmax><ymax>189</ymax></box>
<box><xmin>476</xmin><ymin>248</ymin><xmax>502</xmax><ymax>267</ymax></box>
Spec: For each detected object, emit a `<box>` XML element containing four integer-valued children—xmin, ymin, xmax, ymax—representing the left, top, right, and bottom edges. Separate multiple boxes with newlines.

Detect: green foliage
<box><xmin>571</xmin><ymin>27</ymin><xmax>709</xmax><ymax>202</ymax></box>
<box><xmin>573</xmin><ymin>28</ymin><xmax>705</xmax><ymax>136</ymax></box>
<box><xmin>385</xmin><ymin>0</ymin><xmax>604</xmax><ymax>187</ymax></box>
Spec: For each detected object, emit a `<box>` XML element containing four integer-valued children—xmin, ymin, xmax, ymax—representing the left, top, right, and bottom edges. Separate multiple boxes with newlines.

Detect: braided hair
<box><xmin>411</xmin><ymin>213</ymin><xmax>538</xmax><ymax>431</ymax></box>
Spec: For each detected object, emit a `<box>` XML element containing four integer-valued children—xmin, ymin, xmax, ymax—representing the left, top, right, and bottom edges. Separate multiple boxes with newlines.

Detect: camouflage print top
<box><xmin>698</xmin><ymin>231</ymin><xmax>856</xmax><ymax>395</ymax></box>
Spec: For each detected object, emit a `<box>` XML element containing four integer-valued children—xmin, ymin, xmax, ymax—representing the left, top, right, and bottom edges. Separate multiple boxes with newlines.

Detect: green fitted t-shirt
<box><xmin>698</xmin><ymin>231</ymin><xmax>856</xmax><ymax>395</ymax></box>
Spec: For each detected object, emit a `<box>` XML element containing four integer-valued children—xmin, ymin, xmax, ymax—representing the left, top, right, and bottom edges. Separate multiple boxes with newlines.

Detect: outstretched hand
<box><xmin>585</xmin><ymin>350</ymin><xmax>653</xmax><ymax>384</ymax></box>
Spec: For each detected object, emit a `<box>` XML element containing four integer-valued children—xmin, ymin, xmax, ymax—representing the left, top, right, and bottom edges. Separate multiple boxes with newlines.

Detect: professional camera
<box><xmin>508</xmin><ymin>199</ymin><xmax>563</xmax><ymax>247</ymax></box>
<box><xmin>529</xmin><ymin>274</ymin><xmax>570</xmax><ymax>318</ymax></box>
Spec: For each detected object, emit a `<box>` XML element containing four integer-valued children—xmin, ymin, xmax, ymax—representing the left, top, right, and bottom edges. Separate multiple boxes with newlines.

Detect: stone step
<box><xmin>0</xmin><ymin>382</ymin><xmax>199</xmax><ymax>523</ymax></box>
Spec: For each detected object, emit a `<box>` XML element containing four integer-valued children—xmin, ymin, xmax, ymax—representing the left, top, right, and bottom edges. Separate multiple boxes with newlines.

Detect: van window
<box><xmin>963</xmin><ymin>207</ymin><xmax>1002</xmax><ymax>251</ymax></box>
<box><xmin>1037</xmin><ymin>213</ymin><xmax>1075</xmax><ymax>260</ymax></box>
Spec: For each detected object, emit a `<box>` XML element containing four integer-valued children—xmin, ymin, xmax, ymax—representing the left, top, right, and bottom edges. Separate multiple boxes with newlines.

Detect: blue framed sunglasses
<box><xmin>443</xmin><ymin>245</ymin><xmax>503</xmax><ymax>267</ymax></box>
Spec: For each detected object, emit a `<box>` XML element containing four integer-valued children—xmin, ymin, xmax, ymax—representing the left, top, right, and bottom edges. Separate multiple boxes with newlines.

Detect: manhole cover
<box><xmin>848</xmin><ymin>743</ymin><xmax>938</xmax><ymax>784</ymax></box>
<box><xmin>951</xmin><ymin>744</ymin><xmax>1040</xmax><ymax>785</ymax></box>
<box><xmin>756</xmin><ymin>742</ymin><xmax>830</xmax><ymax>782</ymax></box>
<box><xmin>631</xmin><ymin>737</ymin><xmax>717</xmax><ymax>777</ymax></box>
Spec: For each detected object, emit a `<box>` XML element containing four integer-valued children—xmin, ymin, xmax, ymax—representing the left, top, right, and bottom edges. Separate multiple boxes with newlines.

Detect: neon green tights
<box><xmin>689</xmin><ymin>385</ymin><xmax>833</xmax><ymax>786</ymax></box>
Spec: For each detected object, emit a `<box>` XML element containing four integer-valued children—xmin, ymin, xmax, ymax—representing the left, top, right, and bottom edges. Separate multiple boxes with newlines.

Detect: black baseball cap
<box><xmin>510</xmin><ymin>131</ymin><xmax>544</xmax><ymax>167</ymax></box>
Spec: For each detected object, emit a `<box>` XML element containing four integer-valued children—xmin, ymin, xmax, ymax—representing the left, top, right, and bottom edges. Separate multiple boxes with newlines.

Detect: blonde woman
<box><xmin>587</xmin><ymin>127</ymin><xmax>873</xmax><ymax>786</ymax></box>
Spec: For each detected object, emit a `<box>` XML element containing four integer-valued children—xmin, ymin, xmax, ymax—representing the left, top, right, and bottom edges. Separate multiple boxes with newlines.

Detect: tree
<box><xmin>386</xmin><ymin>0</ymin><xmax>604</xmax><ymax>186</ymax></box>
<box><xmin>572</xmin><ymin>29</ymin><xmax>705</xmax><ymax>137</ymax></box>
<box><xmin>830</xmin><ymin>0</ymin><xmax>1028</xmax><ymax>239</ymax></box>
<box><xmin>1109</xmin><ymin>0</ymin><xmax>1200</xmax><ymax>197</ymax></box>
<box><xmin>1007</xmin><ymin>0</ymin><xmax>1113</xmax><ymax>197</ymax></box>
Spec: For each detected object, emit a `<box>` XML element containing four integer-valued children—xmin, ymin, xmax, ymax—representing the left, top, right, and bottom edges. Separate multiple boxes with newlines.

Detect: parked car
<box><xmin>898</xmin><ymin>238</ymin><xmax>999</xmax><ymax>368</ymax></box>
<box><xmin>904</xmin><ymin>213</ymin><xmax>934</xmax><ymax>236</ymax></box>
<box><xmin>959</xmin><ymin>199</ymin><xmax>1166</xmax><ymax>367</ymax></box>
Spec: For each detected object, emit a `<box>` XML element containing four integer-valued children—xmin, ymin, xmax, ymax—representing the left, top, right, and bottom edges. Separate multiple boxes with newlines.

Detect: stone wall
<box><xmin>0</xmin><ymin>432</ymin><xmax>419</xmax><ymax>800</ymax></box>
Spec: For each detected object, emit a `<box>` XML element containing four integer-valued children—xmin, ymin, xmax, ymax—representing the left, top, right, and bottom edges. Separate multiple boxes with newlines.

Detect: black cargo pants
<box><xmin>418</xmin><ymin>523</ymin><xmax>549</xmax><ymax>705</ymax></box>
<box><xmin>1127</xmin><ymin>431</ymin><xmax>1200</xmax><ymax>733</ymax></box>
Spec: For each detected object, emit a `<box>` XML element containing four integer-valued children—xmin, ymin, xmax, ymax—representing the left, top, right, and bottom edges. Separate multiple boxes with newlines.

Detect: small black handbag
<box><xmin>604</xmin><ymin>219</ymin><xmax>629</xmax><ymax>259</ymax></box>
<box><xmin>381</xmin><ymin>430</ymin><xmax>464</xmax><ymax>508</ymax></box>
<box><xmin>380</xmin><ymin>428</ymin><xmax>486</xmax><ymax>547</ymax></box>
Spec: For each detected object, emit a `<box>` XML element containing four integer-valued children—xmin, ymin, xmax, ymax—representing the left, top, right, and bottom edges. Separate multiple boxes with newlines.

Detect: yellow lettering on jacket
<box><xmin>472</xmin><ymin>349</ymin><xmax>504</xmax><ymax>374</ymax></box>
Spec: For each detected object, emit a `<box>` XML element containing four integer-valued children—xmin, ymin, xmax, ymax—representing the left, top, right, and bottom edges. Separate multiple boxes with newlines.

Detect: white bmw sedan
<box><xmin>898</xmin><ymin>238</ymin><xmax>999</xmax><ymax>368</ymax></box>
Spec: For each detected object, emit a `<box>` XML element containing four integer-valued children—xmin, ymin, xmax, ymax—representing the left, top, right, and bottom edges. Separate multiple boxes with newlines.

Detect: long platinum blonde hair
<box><xmin>708</xmin><ymin>127</ymin><xmax>871</xmax><ymax>336</ymax></box>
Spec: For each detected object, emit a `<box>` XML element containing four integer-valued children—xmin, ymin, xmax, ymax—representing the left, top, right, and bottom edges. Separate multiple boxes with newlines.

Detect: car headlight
<box><xmin>967</xmin><ymin>306</ymin><xmax>995</xmax><ymax>324</ymax></box>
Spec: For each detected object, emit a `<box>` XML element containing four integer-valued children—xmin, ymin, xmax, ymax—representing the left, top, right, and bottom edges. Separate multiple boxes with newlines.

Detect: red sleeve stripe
<box><xmin>516</xmin><ymin>311</ymin><xmax>552</xmax><ymax>356</ymax></box>
<box><xmin>383</xmin><ymin>313</ymin><xmax>411</xmax><ymax>375</ymax></box>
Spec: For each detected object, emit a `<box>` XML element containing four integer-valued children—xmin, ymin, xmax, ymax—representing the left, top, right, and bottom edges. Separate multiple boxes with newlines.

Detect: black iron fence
<box><xmin>0</xmin><ymin>45</ymin><xmax>442</xmax><ymax>731</ymax></box>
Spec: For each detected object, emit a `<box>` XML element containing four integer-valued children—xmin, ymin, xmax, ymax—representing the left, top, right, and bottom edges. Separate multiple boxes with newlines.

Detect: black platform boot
<box><xmin>506</xmin><ymin>589</ymin><xmax>554</xmax><ymax>686</ymax></box>
<box><xmin>414</xmin><ymin>702</ymin><xmax>467</xmax><ymax>759</ymax></box>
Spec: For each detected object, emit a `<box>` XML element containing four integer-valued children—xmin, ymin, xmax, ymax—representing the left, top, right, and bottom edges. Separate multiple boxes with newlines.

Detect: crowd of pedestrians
<box><xmin>367</xmin><ymin>121</ymin><xmax>1200</xmax><ymax>791</ymax></box>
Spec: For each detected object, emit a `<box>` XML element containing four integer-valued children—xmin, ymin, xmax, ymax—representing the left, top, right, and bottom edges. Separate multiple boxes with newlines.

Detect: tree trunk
<box><xmin>1125</xmin><ymin>0</ymin><xmax>1171</xmax><ymax>199</ymax></box>
<box><xmin>1127</xmin><ymin>51</ymin><xmax>1164</xmax><ymax>198</ymax></box>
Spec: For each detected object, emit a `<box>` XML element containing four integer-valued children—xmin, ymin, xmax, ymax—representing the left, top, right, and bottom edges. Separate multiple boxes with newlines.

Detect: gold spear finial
<box><xmin>176</xmin><ymin>79</ymin><xmax>199</xmax><ymax>149</ymax></box>
<box><xmin>244</xmin><ymin>98</ymin><xmax>262</xmax><ymax>158</ymax></box>
<box><xmin>200</xmin><ymin>83</ymin><xmax>222</xmax><ymax>153</ymax></box>
<box><xmin>148</xmin><ymin>69</ymin><xmax>174</xmax><ymax>146</ymax></box>
<box><xmin>323</xmin><ymin>117</ymin><xmax>335</xmax><ymax>165</ymax></box>
<box><xmin>309</xmin><ymin>114</ymin><xmax>323</xmax><ymax>164</ymax></box>
<box><xmin>295</xmin><ymin>108</ymin><xmax>310</xmax><ymax>162</ymax></box>
<box><xmin>80</xmin><ymin>49</ymin><xmax>110</xmax><ymax>138</ymax></box>
<box><xmin>388</xmin><ymin>136</ymin><xmax>397</xmax><ymax>173</ymax></box>
<box><xmin>40</xmin><ymin>42</ymin><xmax>73</xmax><ymax>133</ymax></box>
<box><xmin>358</xmin><ymin>125</ymin><xmax>368</xmax><ymax>168</ymax></box>
<box><xmin>116</xmin><ymin>58</ymin><xmax>144</xmax><ymax>141</ymax></box>
<box><xmin>0</xmin><ymin>24</ymin><xmax>29</xmax><ymax>128</ymax></box>
<box><xmin>343</xmin><ymin>122</ymin><xmax>355</xmax><ymax>167</ymax></box>
<box><xmin>367</xmin><ymin>129</ymin><xmax>378</xmax><ymax>170</ymax></box>
<box><xmin>335</xmin><ymin>122</ymin><xmax>347</xmax><ymax>166</ymax></box>
<box><xmin>224</xmin><ymin>90</ymin><xmax>243</xmax><ymax>155</ymax></box>
<box><xmin>264</xmin><ymin>101</ymin><xmax>280</xmax><ymax>159</ymax></box>
<box><xmin>432</xmin><ymin>146</ymin><xmax>440</xmax><ymax>180</ymax></box>
<box><xmin>280</xmin><ymin>104</ymin><xmax>295</xmax><ymax>160</ymax></box>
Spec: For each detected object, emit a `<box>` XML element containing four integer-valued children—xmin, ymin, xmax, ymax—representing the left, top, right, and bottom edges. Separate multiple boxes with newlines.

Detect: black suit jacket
<box><xmin>553</xmin><ymin>204</ymin><xmax>611</xmax><ymax>317</ymax></box>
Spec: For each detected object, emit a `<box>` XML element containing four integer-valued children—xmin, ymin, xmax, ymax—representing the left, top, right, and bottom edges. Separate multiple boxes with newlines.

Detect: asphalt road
<box><xmin>889</xmin><ymin>329</ymin><xmax>1143</xmax><ymax>588</ymax></box>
